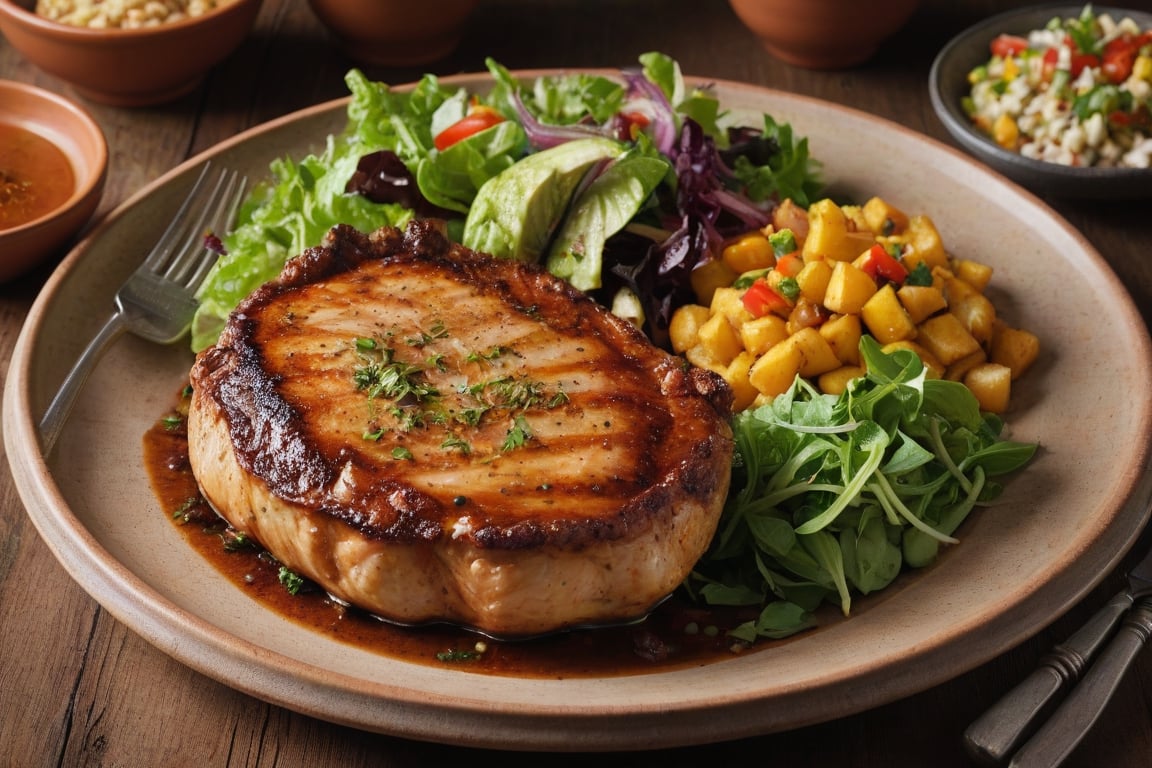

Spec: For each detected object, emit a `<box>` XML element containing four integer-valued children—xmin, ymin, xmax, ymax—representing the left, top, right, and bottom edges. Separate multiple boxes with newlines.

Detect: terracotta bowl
<box><xmin>0</xmin><ymin>0</ymin><xmax>263</xmax><ymax>106</ymax></box>
<box><xmin>307</xmin><ymin>0</ymin><xmax>477</xmax><ymax>67</ymax></box>
<box><xmin>0</xmin><ymin>80</ymin><xmax>106</xmax><ymax>283</ymax></box>
<box><xmin>727</xmin><ymin>0</ymin><xmax>921</xmax><ymax>69</ymax></box>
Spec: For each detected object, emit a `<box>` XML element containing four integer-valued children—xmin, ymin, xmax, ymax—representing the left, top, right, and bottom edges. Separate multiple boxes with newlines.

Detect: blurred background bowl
<box><xmin>307</xmin><ymin>0</ymin><xmax>477</xmax><ymax>67</ymax></box>
<box><xmin>726</xmin><ymin>0</ymin><xmax>921</xmax><ymax>69</ymax></box>
<box><xmin>0</xmin><ymin>79</ymin><xmax>106</xmax><ymax>283</ymax></box>
<box><xmin>0</xmin><ymin>0</ymin><xmax>263</xmax><ymax>107</ymax></box>
<box><xmin>929</xmin><ymin>4</ymin><xmax>1152</xmax><ymax>199</ymax></box>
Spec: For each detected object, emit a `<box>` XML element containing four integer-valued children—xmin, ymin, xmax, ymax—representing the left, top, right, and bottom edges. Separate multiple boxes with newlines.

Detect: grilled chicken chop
<box><xmin>187</xmin><ymin>221</ymin><xmax>733</xmax><ymax>638</ymax></box>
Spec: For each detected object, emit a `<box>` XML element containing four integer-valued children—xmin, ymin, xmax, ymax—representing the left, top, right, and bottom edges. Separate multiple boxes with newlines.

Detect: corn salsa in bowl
<box><xmin>930</xmin><ymin>4</ymin><xmax>1152</xmax><ymax>199</ymax></box>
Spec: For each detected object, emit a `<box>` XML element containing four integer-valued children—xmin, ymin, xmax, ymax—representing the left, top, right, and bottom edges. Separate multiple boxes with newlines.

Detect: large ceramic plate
<box><xmin>5</xmin><ymin>72</ymin><xmax>1152</xmax><ymax>751</ymax></box>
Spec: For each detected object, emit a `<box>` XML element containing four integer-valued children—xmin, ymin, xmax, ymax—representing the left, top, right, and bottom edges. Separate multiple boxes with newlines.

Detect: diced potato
<box><xmin>710</xmin><ymin>286</ymin><xmax>753</xmax><ymax>327</ymax></box>
<box><xmin>723</xmin><ymin>351</ymin><xmax>760</xmax><ymax>411</ymax></box>
<box><xmin>861</xmin><ymin>196</ymin><xmax>910</xmax><ymax>236</ymax></box>
<box><xmin>902</xmin><ymin>215</ymin><xmax>948</xmax><ymax>270</ymax></box>
<box><xmin>938</xmin><ymin>269</ymin><xmax>979</xmax><ymax>305</ymax></box>
<box><xmin>840</xmin><ymin>204</ymin><xmax>868</xmax><ymax>233</ymax></box>
<box><xmin>950</xmin><ymin>292</ymin><xmax>997</xmax><ymax>343</ymax></box>
<box><xmin>696</xmin><ymin>312</ymin><xmax>744</xmax><ymax>366</ymax></box>
<box><xmin>722</xmin><ymin>232</ymin><xmax>775</xmax><ymax>273</ymax></box>
<box><xmin>748</xmin><ymin>338</ymin><xmax>803</xmax><ymax>397</ymax></box>
<box><xmin>820</xmin><ymin>313</ymin><xmax>863</xmax><ymax>365</ymax></box>
<box><xmin>802</xmin><ymin>199</ymin><xmax>873</xmax><ymax>263</ymax></box>
<box><xmin>896</xmin><ymin>284</ymin><xmax>948</xmax><ymax>324</ymax></box>
<box><xmin>917</xmin><ymin>312</ymin><xmax>982</xmax><ymax>366</ymax></box>
<box><xmin>740</xmin><ymin>314</ymin><xmax>789</xmax><ymax>356</ymax></box>
<box><xmin>690</xmin><ymin>258</ymin><xmax>739</xmax><ymax>306</ymax></box>
<box><xmin>818</xmin><ymin>365</ymin><xmax>866</xmax><ymax>395</ymax></box>
<box><xmin>944</xmin><ymin>348</ymin><xmax>988</xmax><ymax>381</ymax></box>
<box><xmin>861</xmin><ymin>284</ymin><xmax>917</xmax><ymax>344</ymax></box>
<box><xmin>964</xmin><ymin>363</ymin><xmax>1012</xmax><ymax>413</ymax></box>
<box><xmin>823</xmin><ymin>260</ymin><xmax>878</xmax><ymax>315</ymax></box>
<box><xmin>882</xmin><ymin>340</ymin><xmax>945</xmax><ymax>379</ymax></box>
<box><xmin>989</xmin><ymin>323</ymin><xmax>1040</xmax><ymax>380</ymax></box>
<box><xmin>788</xmin><ymin>327</ymin><xmax>841</xmax><ymax>378</ymax></box>
<box><xmin>952</xmin><ymin>258</ymin><xmax>993</xmax><ymax>291</ymax></box>
<box><xmin>795</xmin><ymin>258</ymin><xmax>832</xmax><ymax>304</ymax></box>
<box><xmin>684</xmin><ymin>344</ymin><xmax>727</xmax><ymax>374</ymax></box>
<box><xmin>669</xmin><ymin>304</ymin><xmax>711</xmax><ymax>353</ymax></box>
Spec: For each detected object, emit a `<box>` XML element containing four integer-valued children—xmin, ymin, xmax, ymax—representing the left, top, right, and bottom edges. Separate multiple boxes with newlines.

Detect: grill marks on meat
<box><xmin>188</xmin><ymin>221</ymin><xmax>734</xmax><ymax>637</ymax></box>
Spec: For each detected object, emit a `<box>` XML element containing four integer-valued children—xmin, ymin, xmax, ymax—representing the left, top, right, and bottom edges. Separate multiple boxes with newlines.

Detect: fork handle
<box><xmin>39</xmin><ymin>313</ymin><xmax>127</xmax><ymax>455</ymax></box>
<box><xmin>1007</xmin><ymin>597</ymin><xmax>1152</xmax><ymax>768</ymax></box>
<box><xmin>963</xmin><ymin>589</ymin><xmax>1134</xmax><ymax>764</ymax></box>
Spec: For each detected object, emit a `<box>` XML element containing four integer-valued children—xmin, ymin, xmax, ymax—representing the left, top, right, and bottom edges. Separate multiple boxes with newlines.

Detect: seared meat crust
<box><xmin>188</xmin><ymin>220</ymin><xmax>733</xmax><ymax>637</ymax></box>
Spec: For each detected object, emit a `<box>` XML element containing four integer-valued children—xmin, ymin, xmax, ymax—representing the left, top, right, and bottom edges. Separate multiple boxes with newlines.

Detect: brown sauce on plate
<box><xmin>0</xmin><ymin>123</ymin><xmax>75</xmax><ymax>231</ymax></box>
<box><xmin>143</xmin><ymin>389</ymin><xmax>773</xmax><ymax>678</ymax></box>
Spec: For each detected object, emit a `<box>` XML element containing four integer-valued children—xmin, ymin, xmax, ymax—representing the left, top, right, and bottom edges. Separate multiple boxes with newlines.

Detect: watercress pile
<box><xmin>684</xmin><ymin>337</ymin><xmax>1038</xmax><ymax>640</ymax></box>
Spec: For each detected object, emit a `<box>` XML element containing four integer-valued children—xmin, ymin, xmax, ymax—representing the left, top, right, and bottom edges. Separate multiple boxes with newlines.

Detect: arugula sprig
<box><xmin>686</xmin><ymin>336</ymin><xmax>1038</xmax><ymax>642</ymax></box>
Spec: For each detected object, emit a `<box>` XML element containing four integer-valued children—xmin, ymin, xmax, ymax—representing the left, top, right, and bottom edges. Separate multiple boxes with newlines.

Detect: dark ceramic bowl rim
<box><xmin>929</xmin><ymin>4</ymin><xmax>1152</xmax><ymax>198</ymax></box>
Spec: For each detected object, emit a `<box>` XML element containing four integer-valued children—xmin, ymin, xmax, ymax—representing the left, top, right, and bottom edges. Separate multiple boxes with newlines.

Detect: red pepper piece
<box><xmin>858</xmin><ymin>243</ymin><xmax>909</xmax><ymax>285</ymax></box>
<box><xmin>742</xmin><ymin>278</ymin><xmax>791</xmax><ymax>318</ymax></box>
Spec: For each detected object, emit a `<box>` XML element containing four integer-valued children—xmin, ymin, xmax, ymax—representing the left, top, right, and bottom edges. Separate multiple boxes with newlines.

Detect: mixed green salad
<box><xmin>191</xmin><ymin>52</ymin><xmax>820</xmax><ymax>353</ymax></box>
<box><xmin>192</xmin><ymin>53</ymin><xmax>1036</xmax><ymax>642</ymax></box>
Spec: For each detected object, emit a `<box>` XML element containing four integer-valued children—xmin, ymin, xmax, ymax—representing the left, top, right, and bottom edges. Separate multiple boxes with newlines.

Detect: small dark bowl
<box><xmin>929</xmin><ymin>4</ymin><xmax>1152</xmax><ymax>199</ymax></box>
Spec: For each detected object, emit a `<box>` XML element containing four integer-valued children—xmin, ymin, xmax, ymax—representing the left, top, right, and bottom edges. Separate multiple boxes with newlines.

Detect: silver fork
<box><xmin>38</xmin><ymin>163</ymin><xmax>247</xmax><ymax>455</ymax></box>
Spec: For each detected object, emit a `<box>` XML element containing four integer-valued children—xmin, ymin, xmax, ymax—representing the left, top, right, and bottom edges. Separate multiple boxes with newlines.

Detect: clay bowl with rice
<box><xmin>0</xmin><ymin>0</ymin><xmax>263</xmax><ymax>106</ymax></box>
<box><xmin>0</xmin><ymin>79</ymin><xmax>107</xmax><ymax>283</ymax></box>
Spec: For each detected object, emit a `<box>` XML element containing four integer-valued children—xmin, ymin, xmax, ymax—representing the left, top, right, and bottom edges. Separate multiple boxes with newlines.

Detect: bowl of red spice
<box><xmin>0</xmin><ymin>80</ymin><xmax>107</xmax><ymax>283</ymax></box>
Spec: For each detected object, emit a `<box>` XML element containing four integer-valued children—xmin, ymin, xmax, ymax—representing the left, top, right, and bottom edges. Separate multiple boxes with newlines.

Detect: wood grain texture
<box><xmin>2</xmin><ymin>1</ymin><xmax>1150</xmax><ymax>765</ymax></box>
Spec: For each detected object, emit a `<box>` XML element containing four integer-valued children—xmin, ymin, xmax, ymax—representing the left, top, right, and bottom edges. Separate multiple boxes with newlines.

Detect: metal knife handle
<box><xmin>963</xmin><ymin>590</ymin><xmax>1134</xmax><ymax>765</ymax></box>
<box><xmin>1007</xmin><ymin>597</ymin><xmax>1152</xmax><ymax>768</ymax></box>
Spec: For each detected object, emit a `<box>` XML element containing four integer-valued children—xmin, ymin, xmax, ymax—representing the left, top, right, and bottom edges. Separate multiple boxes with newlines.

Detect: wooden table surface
<box><xmin>2</xmin><ymin>1</ymin><xmax>1150</xmax><ymax>765</ymax></box>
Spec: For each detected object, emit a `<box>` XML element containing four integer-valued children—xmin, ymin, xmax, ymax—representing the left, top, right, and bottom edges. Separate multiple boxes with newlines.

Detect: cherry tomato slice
<box><xmin>434</xmin><ymin>106</ymin><xmax>506</xmax><ymax>151</ymax></box>
<box><xmin>990</xmin><ymin>34</ymin><xmax>1030</xmax><ymax>59</ymax></box>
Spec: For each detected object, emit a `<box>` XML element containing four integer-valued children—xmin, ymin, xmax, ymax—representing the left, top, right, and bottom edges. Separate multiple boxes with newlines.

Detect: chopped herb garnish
<box><xmin>171</xmin><ymin>497</ymin><xmax>200</xmax><ymax>524</ymax></box>
<box><xmin>456</xmin><ymin>405</ymin><xmax>490</xmax><ymax>426</ymax></box>
<box><xmin>221</xmin><ymin>529</ymin><xmax>257</xmax><ymax>552</ymax></box>
<box><xmin>441</xmin><ymin>434</ymin><xmax>472</xmax><ymax>454</ymax></box>
<box><xmin>466</xmin><ymin>345</ymin><xmax>508</xmax><ymax>363</ymax></box>
<box><xmin>406</xmin><ymin>319</ymin><xmax>448</xmax><ymax>347</ymax></box>
<box><xmin>502</xmin><ymin>414</ymin><xmax>533</xmax><ymax>452</ymax></box>
<box><xmin>436</xmin><ymin>647</ymin><xmax>483</xmax><ymax>663</ymax></box>
<box><xmin>278</xmin><ymin>566</ymin><xmax>305</xmax><ymax>596</ymax></box>
<box><xmin>904</xmin><ymin>261</ymin><xmax>934</xmax><ymax>287</ymax></box>
<box><xmin>391</xmin><ymin>446</ymin><xmax>413</xmax><ymax>460</ymax></box>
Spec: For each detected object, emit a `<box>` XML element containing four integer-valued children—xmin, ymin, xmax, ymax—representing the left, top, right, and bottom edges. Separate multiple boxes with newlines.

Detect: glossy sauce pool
<box><xmin>0</xmin><ymin>123</ymin><xmax>75</xmax><ymax>231</ymax></box>
<box><xmin>143</xmin><ymin>394</ymin><xmax>771</xmax><ymax>678</ymax></box>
